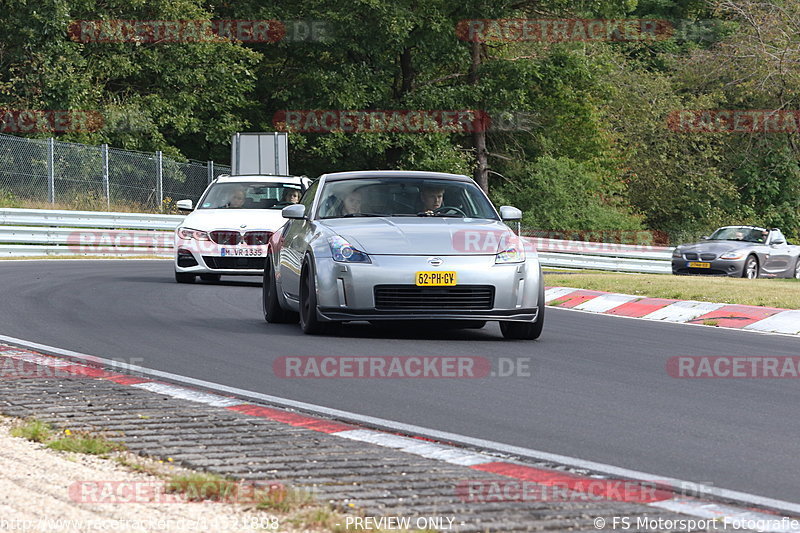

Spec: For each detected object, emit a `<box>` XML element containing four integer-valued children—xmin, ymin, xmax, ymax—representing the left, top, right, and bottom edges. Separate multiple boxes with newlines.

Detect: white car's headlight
<box><xmin>495</xmin><ymin>235</ymin><xmax>526</xmax><ymax>264</ymax></box>
<box><xmin>720</xmin><ymin>250</ymin><xmax>746</xmax><ymax>260</ymax></box>
<box><xmin>328</xmin><ymin>235</ymin><xmax>371</xmax><ymax>263</ymax></box>
<box><xmin>177</xmin><ymin>227</ymin><xmax>210</xmax><ymax>241</ymax></box>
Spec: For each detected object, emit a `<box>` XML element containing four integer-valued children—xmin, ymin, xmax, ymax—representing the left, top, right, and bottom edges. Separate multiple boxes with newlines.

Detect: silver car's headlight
<box><xmin>328</xmin><ymin>235</ymin><xmax>371</xmax><ymax>263</ymax></box>
<box><xmin>672</xmin><ymin>248</ymin><xmax>682</xmax><ymax>258</ymax></box>
<box><xmin>495</xmin><ymin>236</ymin><xmax>526</xmax><ymax>264</ymax></box>
<box><xmin>720</xmin><ymin>250</ymin><xmax>746</xmax><ymax>260</ymax></box>
<box><xmin>177</xmin><ymin>227</ymin><xmax>210</xmax><ymax>241</ymax></box>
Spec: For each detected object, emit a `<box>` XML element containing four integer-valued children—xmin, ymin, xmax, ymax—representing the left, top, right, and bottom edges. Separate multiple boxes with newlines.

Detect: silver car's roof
<box><xmin>319</xmin><ymin>170</ymin><xmax>473</xmax><ymax>183</ymax></box>
<box><xmin>716</xmin><ymin>225</ymin><xmax>768</xmax><ymax>232</ymax></box>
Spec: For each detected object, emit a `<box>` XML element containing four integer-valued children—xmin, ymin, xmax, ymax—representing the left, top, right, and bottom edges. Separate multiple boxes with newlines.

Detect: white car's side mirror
<box><xmin>176</xmin><ymin>199</ymin><xmax>193</xmax><ymax>212</ymax></box>
<box><xmin>282</xmin><ymin>204</ymin><xmax>306</xmax><ymax>219</ymax></box>
<box><xmin>499</xmin><ymin>206</ymin><xmax>522</xmax><ymax>221</ymax></box>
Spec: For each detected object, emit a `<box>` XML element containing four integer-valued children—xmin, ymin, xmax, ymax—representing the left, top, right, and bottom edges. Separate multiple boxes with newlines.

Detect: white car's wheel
<box><xmin>175</xmin><ymin>271</ymin><xmax>195</xmax><ymax>284</ymax></box>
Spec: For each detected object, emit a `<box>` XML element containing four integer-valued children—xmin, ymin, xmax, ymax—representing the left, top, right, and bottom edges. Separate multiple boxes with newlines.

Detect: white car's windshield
<box><xmin>316</xmin><ymin>178</ymin><xmax>499</xmax><ymax>220</ymax></box>
<box><xmin>198</xmin><ymin>182</ymin><xmax>303</xmax><ymax>209</ymax></box>
<box><xmin>710</xmin><ymin>227</ymin><xmax>767</xmax><ymax>243</ymax></box>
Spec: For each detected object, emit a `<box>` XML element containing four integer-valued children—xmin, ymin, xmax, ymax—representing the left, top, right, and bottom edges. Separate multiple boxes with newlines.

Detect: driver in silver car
<box><xmin>418</xmin><ymin>183</ymin><xmax>445</xmax><ymax>215</ymax></box>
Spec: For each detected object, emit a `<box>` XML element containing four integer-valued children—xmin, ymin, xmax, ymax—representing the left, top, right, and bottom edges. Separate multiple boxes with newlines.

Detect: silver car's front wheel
<box><xmin>794</xmin><ymin>259</ymin><xmax>800</xmax><ymax>279</ymax></box>
<box><xmin>742</xmin><ymin>256</ymin><xmax>759</xmax><ymax>279</ymax></box>
<box><xmin>299</xmin><ymin>258</ymin><xmax>336</xmax><ymax>335</ymax></box>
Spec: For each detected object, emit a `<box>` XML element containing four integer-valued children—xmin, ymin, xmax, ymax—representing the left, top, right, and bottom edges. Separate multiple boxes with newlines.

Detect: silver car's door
<box><xmin>764</xmin><ymin>231</ymin><xmax>792</xmax><ymax>275</ymax></box>
<box><xmin>279</xmin><ymin>181</ymin><xmax>318</xmax><ymax>299</ymax></box>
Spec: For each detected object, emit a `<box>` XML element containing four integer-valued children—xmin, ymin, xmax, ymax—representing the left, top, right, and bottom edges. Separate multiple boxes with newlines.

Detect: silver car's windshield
<box><xmin>198</xmin><ymin>182</ymin><xmax>303</xmax><ymax>209</ymax></box>
<box><xmin>316</xmin><ymin>178</ymin><xmax>499</xmax><ymax>220</ymax></box>
<box><xmin>709</xmin><ymin>227</ymin><xmax>767</xmax><ymax>243</ymax></box>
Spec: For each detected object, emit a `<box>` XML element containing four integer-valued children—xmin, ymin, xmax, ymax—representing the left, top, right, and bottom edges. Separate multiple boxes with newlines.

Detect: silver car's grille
<box><xmin>700</xmin><ymin>253</ymin><xmax>716</xmax><ymax>261</ymax></box>
<box><xmin>374</xmin><ymin>285</ymin><xmax>495</xmax><ymax>310</ymax></box>
<box><xmin>684</xmin><ymin>252</ymin><xmax>698</xmax><ymax>260</ymax></box>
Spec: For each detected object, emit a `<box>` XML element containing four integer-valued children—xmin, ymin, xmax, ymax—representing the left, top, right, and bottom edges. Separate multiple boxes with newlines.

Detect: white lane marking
<box><xmin>744</xmin><ymin>311</ymin><xmax>800</xmax><ymax>335</ymax></box>
<box><xmin>544</xmin><ymin>287</ymin><xmax>579</xmax><ymax>302</ymax></box>
<box><xmin>132</xmin><ymin>382</ymin><xmax>244</xmax><ymax>407</ymax></box>
<box><xmin>548</xmin><ymin>305</ymin><xmax>800</xmax><ymax>339</ymax></box>
<box><xmin>652</xmin><ymin>498</ymin><xmax>800</xmax><ymax>532</ymax></box>
<box><xmin>643</xmin><ymin>301</ymin><xmax>726</xmax><ymax>322</ymax></box>
<box><xmin>337</xmin><ymin>429</ymin><xmax>494</xmax><ymax>466</ymax></box>
<box><xmin>1</xmin><ymin>333</ymin><xmax>799</xmax><ymax>518</ymax></box>
<box><xmin>574</xmin><ymin>293</ymin><xmax>640</xmax><ymax>313</ymax></box>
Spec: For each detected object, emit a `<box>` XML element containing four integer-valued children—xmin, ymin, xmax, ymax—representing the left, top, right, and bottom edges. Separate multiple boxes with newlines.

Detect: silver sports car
<box><xmin>262</xmin><ymin>170</ymin><xmax>544</xmax><ymax>339</ymax></box>
<box><xmin>672</xmin><ymin>225</ymin><xmax>800</xmax><ymax>279</ymax></box>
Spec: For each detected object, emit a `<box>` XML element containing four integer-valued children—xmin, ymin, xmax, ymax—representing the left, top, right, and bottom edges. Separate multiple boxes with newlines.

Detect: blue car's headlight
<box><xmin>328</xmin><ymin>235</ymin><xmax>371</xmax><ymax>263</ymax></box>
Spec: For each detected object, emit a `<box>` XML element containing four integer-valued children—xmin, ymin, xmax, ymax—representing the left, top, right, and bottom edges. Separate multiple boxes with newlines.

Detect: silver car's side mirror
<box><xmin>176</xmin><ymin>199</ymin><xmax>193</xmax><ymax>212</ymax></box>
<box><xmin>771</xmin><ymin>239</ymin><xmax>785</xmax><ymax>245</ymax></box>
<box><xmin>499</xmin><ymin>206</ymin><xmax>522</xmax><ymax>221</ymax></box>
<box><xmin>701</xmin><ymin>235</ymin><xmax>710</xmax><ymax>240</ymax></box>
<box><xmin>282</xmin><ymin>204</ymin><xmax>306</xmax><ymax>219</ymax></box>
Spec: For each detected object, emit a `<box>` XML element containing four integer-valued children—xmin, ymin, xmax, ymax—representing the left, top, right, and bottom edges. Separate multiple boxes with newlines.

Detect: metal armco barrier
<box><xmin>0</xmin><ymin>208</ymin><xmax>181</xmax><ymax>257</ymax></box>
<box><xmin>0</xmin><ymin>208</ymin><xmax>676</xmax><ymax>272</ymax></box>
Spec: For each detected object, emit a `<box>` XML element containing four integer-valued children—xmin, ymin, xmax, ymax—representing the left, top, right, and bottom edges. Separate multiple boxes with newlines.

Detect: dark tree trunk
<box><xmin>468</xmin><ymin>41</ymin><xmax>489</xmax><ymax>193</ymax></box>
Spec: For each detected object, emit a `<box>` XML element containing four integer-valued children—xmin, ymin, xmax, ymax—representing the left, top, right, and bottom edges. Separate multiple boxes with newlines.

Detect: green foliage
<box><xmin>492</xmin><ymin>156</ymin><xmax>643</xmax><ymax>231</ymax></box>
<box><xmin>2</xmin><ymin>0</ymin><xmax>799</xmax><ymax>239</ymax></box>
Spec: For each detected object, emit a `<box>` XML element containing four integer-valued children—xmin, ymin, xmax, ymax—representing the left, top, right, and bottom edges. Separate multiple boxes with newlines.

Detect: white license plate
<box><xmin>220</xmin><ymin>248</ymin><xmax>263</xmax><ymax>257</ymax></box>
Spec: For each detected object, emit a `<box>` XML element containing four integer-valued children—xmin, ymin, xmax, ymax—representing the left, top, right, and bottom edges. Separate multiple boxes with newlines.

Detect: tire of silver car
<box><xmin>794</xmin><ymin>258</ymin><xmax>800</xmax><ymax>279</ymax></box>
<box><xmin>299</xmin><ymin>257</ymin><xmax>336</xmax><ymax>335</ymax></box>
<box><xmin>263</xmin><ymin>257</ymin><xmax>298</xmax><ymax>324</ymax></box>
<box><xmin>500</xmin><ymin>270</ymin><xmax>545</xmax><ymax>340</ymax></box>
<box><xmin>174</xmin><ymin>271</ymin><xmax>195</xmax><ymax>284</ymax></box>
<box><xmin>742</xmin><ymin>255</ymin><xmax>759</xmax><ymax>279</ymax></box>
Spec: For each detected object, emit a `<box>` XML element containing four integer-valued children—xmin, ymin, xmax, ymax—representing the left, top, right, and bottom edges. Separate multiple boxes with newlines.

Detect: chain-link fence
<box><xmin>0</xmin><ymin>133</ymin><xmax>230</xmax><ymax>209</ymax></box>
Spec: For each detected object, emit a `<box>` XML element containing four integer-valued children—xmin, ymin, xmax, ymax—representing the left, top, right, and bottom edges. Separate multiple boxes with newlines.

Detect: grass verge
<box><xmin>12</xmin><ymin>419</ymin><xmax>125</xmax><ymax>455</ymax></box>
<box><xmin>545</xmin><ymin>272</ymin><xmax>800</xmax><ymax>309</ymax></box>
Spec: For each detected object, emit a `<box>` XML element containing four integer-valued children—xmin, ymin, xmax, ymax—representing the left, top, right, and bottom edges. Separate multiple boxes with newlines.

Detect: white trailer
<box><xmin>231</xmin><ymin>132</ymin><xmax>289</xmax><ymax>175</ymax></box>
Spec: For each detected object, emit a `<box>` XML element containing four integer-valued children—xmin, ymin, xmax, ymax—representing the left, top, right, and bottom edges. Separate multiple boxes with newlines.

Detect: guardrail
<box><xmin>0</xmin><ymin>208</ymin><xmax>675</xmax><ymax>272</ymax></box>
<box><xmin>0</xmin><ymin>208</ymin><xmax>181</xmax><ymax>257</ymax></box>
<box><xmin>530</xmin><ymin>237</ymin><xmax>673</xmax><ymax>273</ymax></box>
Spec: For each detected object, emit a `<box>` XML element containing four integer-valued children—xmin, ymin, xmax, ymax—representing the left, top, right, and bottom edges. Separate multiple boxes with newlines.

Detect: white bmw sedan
<box><xmin>174</xmin><ymin>175</ymin><xmax>308</xmax><ymax>283</ymax></box>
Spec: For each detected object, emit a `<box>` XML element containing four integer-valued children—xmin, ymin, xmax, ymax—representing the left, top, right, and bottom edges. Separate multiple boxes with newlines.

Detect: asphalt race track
<box><xmin>1</xmin><ymin>260</ymin><xmax>798</xmax><ymax>504</ymax></box>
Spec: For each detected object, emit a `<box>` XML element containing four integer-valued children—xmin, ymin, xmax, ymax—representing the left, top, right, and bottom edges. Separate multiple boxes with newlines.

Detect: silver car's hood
<box><xmin>679</xmin><ymin>240</ymin><xmax>754</xmax><ymax>253</ymax></box>
<box><xmin>320</xmin><ymin>217</ymin><xmax>514</xmax><ymax>255</ymax></box>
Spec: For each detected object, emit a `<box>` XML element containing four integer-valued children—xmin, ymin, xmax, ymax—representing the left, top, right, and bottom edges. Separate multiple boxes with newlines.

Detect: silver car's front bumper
<box><xmin>311</xmin><ymin>254</ymin><xmax>541</xmax><ymax>322</ymax></box>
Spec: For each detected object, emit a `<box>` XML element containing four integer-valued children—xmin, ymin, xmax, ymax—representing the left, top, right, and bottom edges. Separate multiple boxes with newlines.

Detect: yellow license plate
<box><xmin>415</xmin><ymin>271</ymin><xmax>457</xmax><ymax>286</ymax></box>
<box><xmin>687</xmin><ymin>262</ymin><xmax>711</xmax><ymax>268</ymax></box>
